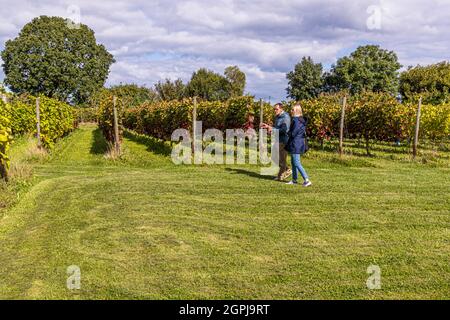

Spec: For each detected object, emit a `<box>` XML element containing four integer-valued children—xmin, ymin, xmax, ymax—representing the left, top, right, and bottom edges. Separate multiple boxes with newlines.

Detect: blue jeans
<box><xmin>291</xmin><ymin>154</ymin><xmax>309</xmax><ymax>182</ymax></box>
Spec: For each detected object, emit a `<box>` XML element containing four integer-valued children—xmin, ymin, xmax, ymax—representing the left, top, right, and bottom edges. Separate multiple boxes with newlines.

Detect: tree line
<box><xmin>0</xmin><ymin>16</ymin><xmax>246</xmax><ymax>106</ymax></box>
<box><xmin>106</xmin><ymin>65</ymin><xmax>246</xmax><ymax>107</ymax></box>
<box><xmin>1</xmin><ymin>16</ymin><xmax>449</xmax><ymax>108</ymax></box>
<box><xmin>286</xmin><ymin>45</ymin><xmax>450</xmax><ymax>105</ymax></box>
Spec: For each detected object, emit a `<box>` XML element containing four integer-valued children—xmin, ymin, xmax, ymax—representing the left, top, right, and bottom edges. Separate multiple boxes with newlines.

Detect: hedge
<box><xmin>2</xmin><ymin>94</ymin><xmax>75</xmax><ymax>149</ymax></box>
<box><xmin>0</xmin><ymin>100</ymin><xmax>13</xmax><ymax>180</ymax></box>
<box><xmin>122</xmin><ymin>93</ymin><xmax>448</xmax><ymax>144</ymax></box>
<box><xmin>96</xmin><ymin>92</ymin><xmax>124</xmax><ymax>145</ymax></box>
<box><xmin>123</xmin><ymin>96</ymin><xmax>273</xmax><ymax>140</ymax></box>
<box><xmin>288</xmin><ymin>92</ymin><xmax>450</xmax><ymax>144</ymax></box>
<box><xmin>75</xmin><ymin>107</ymin><xmax>97</xmax><ymax>124</ymax></box>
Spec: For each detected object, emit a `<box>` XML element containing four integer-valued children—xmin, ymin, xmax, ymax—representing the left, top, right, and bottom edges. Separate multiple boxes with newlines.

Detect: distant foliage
<box><xmin>185</xmin><ymin>67</ymin><xmax>247</xmax><ymax>101</ymax></box>
<box><xmin>154</xmin><ymin>79</ymin><xmax>186</xmax><ymax>101</ymax></box>
<box><xmin>286</xmin><ymin>57</ymin><xmax>324</xmax><ymax>100</ymax></box>
<box><xmin>225</xmin><ymin>66</ymin><xmax>246</xmax><ymax>97</ymax></box>
<box><xmin>185</xmin><ymin>69</ymin><xmax>231</xmax><ymax>101</ymax></box>
<box><xmin>74</xmin><ymin>107</ymin><xmax>97</xmax><ymax>124</ymax></box>
<box><xmin>109</xmin><ymin>84</ymin><xmax>158</xmax><ymax>108</ymax></box>
<box><xmin>400</xmin><ymin>62</ymin><xmax>450</xmax><ymax>105</ymax></box>
<box><xmin>323</xmin><ymin>45</ymin><xmax>402</xmax><ymax>95</ymax></box>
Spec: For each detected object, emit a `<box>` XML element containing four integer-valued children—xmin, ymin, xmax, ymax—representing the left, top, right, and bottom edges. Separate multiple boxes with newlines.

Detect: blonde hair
<box><xmin>292</xmin><ymin>104</ymin><xmax>303</xmax><ymax>117</ymax></box>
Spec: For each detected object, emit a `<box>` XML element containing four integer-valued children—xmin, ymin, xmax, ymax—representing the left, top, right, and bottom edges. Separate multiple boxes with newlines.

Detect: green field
<box><xmin>0</xmin><ymin>124</ymin><xmax>449</xmax><ymax>299</ymax></box>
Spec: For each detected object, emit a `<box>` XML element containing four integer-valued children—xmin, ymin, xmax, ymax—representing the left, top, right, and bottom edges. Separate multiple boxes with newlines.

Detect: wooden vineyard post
<box><xmin>0</xmin><ymin>163</ymin><xmax>6</xmax><ymax>181</ymax></box>
<box><xmin>413</xmin><ymin>97</ymin><xmax>422</xmax><ymax>159</ymax></box>
<box><xmin>113</xmin><ymin>96</ymin><xmax>121</xmax><ymax>154</ymax></box>
<box><xmin>0</xmin><ymin>93</ymin><xmax>10</xmax><ymax>180</ymax></box>
<box><xmin>36</xmin><ymin>97</ymin><xmax>42</xmax><ymax>149</ymax></box>
<box><xmin>259</xmin><ymin>98</ymin><xmax>264</xmax><ymax>127</ymax></box>
<box><xmin>339</xmin><ymin>95</ymin><xmax>347</xmax><ymax>157</ymax></box>
<box><xmin>259</xmin><ymin>98</ymin><xmax>269</xmax><ymax>165</ymax></box>
<box><xmin>192</xmin><ymin>96</ymin><xmax>198</xmax><ymax>161</ymax></box>
<box><xmin>1</xmin><ymin>93</ymin><xmax>8</xmax><ymax>104</ymax></box>
<box><xmin>0</xmin><ymin>138</ymin><xmax>7</xmax><ymax>181</ymax></box>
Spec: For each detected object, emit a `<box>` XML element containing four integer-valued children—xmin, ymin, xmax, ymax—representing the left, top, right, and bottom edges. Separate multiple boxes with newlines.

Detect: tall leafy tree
<box><xmin>286</xmin><ymin>56</ymin><xmax>323</xmax><ymax>100</ymax></box>
<box><xmin>323</xmin><ymin>45</ymin><xmax>402</xmax><ymax>95</ymax></box>
<box><xmin>1</xmin><ymin>16</ymin><xmax>115</xmax><ymax>104</ymax></box>
<box><xmin>186</xmin><ymin>68</ymin><xmax>231</xmax><ymax>101</ymax></box>
<box><xmin>154</xmin><ymin>78</ymin><xmax>186</xmax><ymax>101</ymax></box>
<box><xmin>110</xmin><ymin>84</ymin><xmax>158</xmax><ymax>107</ymax></box>
<box><xmin>224</xmin><ymin>66</ymin><xmax>246</xmax><ymax>97</ymax></box>
<box><xmin>400</xmin><ymin>61</ymin><xmax>450</xmax><ymax>105</ymax></box>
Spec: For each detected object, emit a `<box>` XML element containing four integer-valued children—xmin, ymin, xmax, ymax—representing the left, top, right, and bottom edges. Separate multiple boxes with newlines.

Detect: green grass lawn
<box><xmin>0</xmin><ymin>123</ymin><xmax>449</xmax><ymax>299</ymax></box>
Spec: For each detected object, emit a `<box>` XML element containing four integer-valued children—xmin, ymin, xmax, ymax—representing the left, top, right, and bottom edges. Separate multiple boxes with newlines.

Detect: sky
<box><xmin>0</xmin><ymin>0</ymin><xmax>449</xmax><ymax>102</ymax></box>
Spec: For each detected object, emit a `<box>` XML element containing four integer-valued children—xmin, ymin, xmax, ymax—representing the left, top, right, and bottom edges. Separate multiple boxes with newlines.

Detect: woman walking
<box><xmin>285</xmin><ymin>104</ymin><xmax>312</xmax><ymax>187</ymax></box>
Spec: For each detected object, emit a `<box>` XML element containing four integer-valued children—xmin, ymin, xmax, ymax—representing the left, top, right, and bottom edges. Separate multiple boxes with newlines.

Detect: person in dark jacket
<box><xmin>260</xmin><ymin>103</ymin><xmax>292</xmax><ymax>181</ymax></box>
<box><xmin>285</xmin><ymin>104</ymin><xmax>312</xmax><ymax>187</ymax></box>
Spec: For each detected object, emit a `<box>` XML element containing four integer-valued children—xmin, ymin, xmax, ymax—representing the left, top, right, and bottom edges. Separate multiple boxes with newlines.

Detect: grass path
<box><xmin>0</xmin><ymin>124</ymin><xmax>449</xmax><ymax>299</ymax></box>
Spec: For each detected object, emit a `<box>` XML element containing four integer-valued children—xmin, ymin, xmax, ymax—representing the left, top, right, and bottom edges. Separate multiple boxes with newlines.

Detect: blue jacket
<box><xmin>273</xmin><ymin>112</ymin><xmax>291</xmax><ymax>145</ymax></box>
<box><xmin>286</xmin><ymin>117</ymin><xmax>308</xmax><ymax>154</ymax></box>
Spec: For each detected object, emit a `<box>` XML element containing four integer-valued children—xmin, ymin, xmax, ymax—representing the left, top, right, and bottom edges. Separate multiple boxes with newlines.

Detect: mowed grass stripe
<box><xmin>0</xmin><ymin>124</ymin><xmax>448</xmax><ymax>299</ymax></box>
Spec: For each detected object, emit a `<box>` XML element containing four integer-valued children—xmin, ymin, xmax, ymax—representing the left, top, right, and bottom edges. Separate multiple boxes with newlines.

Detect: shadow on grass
<box><xmin>225</xmin><ymin>168</ymin><xmax>275</xmax><ymax>181</ymax></box>
<box><xmin>124</xmin><ymin>130</ymin><xmax>172</xmax><ymax>156</ymax></box>
<box><xmin>310</xmin><ymin>141</ymin><xmax>406</xmax><ymax>156</ymax></box>
<box><xmin>90</xmin><ymin>128</ymin><xmax>108</xmax><ymax>155</ymax></box>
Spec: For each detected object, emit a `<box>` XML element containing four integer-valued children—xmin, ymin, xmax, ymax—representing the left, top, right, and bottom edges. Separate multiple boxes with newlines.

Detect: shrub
<box><xmin>97</xmin><ymin>92</ymin><xmax>123</xmax><ymax>144</ymax></box>
<box><xmin>296</xmin><ymin>94</ymin><xmax>343</xmax><ymax>140</ymax></box>
<box><xmin>75</xmin><ymin>107</ymin><xmax>97</xmax><ymax>124</ymax></box>
<box><xmin>420</xmin><ymin>104</ymin><xmax>450</xmax><ymax>141</ymax></box>
<box><xmin>1</xmin><ymin>94</ymin><xmax>74</xmax><ymax>149</ymax></box>
<box><xmin>0</xmin><ymin>101</ymin><xmax>13</xmax><ymax>180</ymax></box>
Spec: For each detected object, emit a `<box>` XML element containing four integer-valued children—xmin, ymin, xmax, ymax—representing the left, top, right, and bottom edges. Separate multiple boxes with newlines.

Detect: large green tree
<box><xmin>154</xmin><ymin>78</ymin><xmax>186</xmax><ymax>101</ymax></box>
<box><xmin>323</xmin><ymin>45</ymin><xmax>402</xmax><ymax>95</ymax></box>
<box><xmin>110</xmin><ymin>84</ymin><xmax>158</xmax><ymax>107</ymax></box>
<box><xmin>224</xmin><ymin>66</ymin><xmax>246</xmax><ymax>97</ymax></box>
<box><xmin>286</xmin><ymin>56</ymin><xmax>323</xmax><ymax>100</ymax></box>
<box><xmin>185</xmin><ymin>68</ymin><xmax>231</xmax><ymax>101</ymax></box>
<box><xmin>400</xmin><ymin>61</ymin><xmax>450</xmax><ymax>104</ymax></box>
<box><xmin>1</xmin><ymin>16</ymin><xmax>114</xmax><ymax>104</ymax></box>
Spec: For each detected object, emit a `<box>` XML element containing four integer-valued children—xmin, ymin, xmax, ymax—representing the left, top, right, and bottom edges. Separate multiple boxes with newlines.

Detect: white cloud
<box><xmin>0</xmin><ymin>0</ymin><xmax>449</xmax><ymax>101</ymax></box>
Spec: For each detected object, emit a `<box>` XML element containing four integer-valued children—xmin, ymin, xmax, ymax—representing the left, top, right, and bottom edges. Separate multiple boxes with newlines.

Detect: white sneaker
<box><xmin>286</xmin><ymin>181</ymin><xmax>298</xmax><ymax>185</ymax></box>
<box><xmin>302</xmin><ymin>180</ymin><xmax>312</xmax><ymax>187</ymax></box>
<box><xmin>281</xmin><ymin>169</ymin><xmax>292</xmax><ymax>180</ymax></box>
